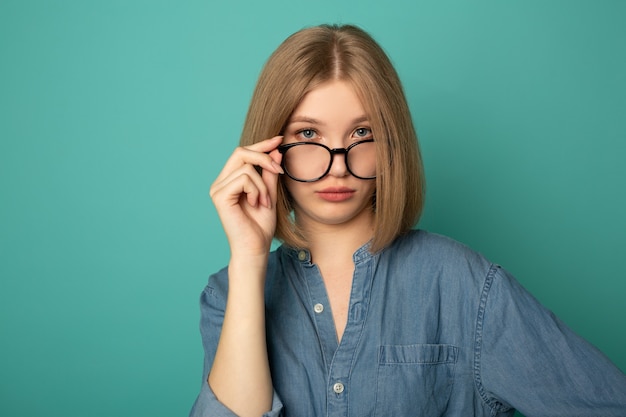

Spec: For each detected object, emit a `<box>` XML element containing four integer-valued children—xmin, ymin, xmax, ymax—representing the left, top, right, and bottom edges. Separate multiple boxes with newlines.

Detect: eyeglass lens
<box><xmin>282</xmin><ymin>140</ymin><xmax>376</xmax><ymax>182</ymax></box>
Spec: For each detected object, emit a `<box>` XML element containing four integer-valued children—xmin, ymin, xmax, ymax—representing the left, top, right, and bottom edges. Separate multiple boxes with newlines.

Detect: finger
<box><xmin>267</xmin><ymin>147</ymin><xmax>282</xmax><ymax>165</ymax></box>
<box><xmin>244</xmin><ymin>135</ymin><xmax>283</xmax><ymax>153</ymax></box>
<box><xmin>213</xmin><ymin>172</ymin><xmax>263</xmax><ymax>210</ymax></box>
<box><xmin>262</xmin><ymin>149</ymin><xmax>283</xmax><ymax>208</ymax></box>
<box><xmin>244</xmin><ymin>136</ymin><xmax>284</xmax><ymax>174</ymax></box>
<box><xmin>215</xmin><ymin>137</ymin><xmax>284</xmax><ymax>184</ymax></box>
<box><xmin>211</xmin><ymin>164</ymin><xmax>270</xmax><ymax>208</ymax></box>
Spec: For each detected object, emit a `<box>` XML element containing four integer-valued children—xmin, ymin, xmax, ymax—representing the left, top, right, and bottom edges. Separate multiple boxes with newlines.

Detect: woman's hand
<box><xmin>209</xmin><ymin>136</ymin><xmax>284</xmax><ymax>261</ymax></box>
<box><xmin>208</xmin><ymin>137</ymin><xmax>283</xmax><ymax>416</ymax></box>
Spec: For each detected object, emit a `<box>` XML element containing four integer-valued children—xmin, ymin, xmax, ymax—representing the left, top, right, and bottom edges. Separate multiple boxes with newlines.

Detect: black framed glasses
<box><xmin>277</xmin><ymin>139</ymin><xmax>376</xmax><ymax>182</ymax></box>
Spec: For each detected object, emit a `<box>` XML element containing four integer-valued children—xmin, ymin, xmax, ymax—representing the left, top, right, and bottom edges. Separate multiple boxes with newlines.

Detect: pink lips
<box><xmin>316</xmin><ymin>187</ymin><xmax>356</xmax><ymax>202</ymax></box>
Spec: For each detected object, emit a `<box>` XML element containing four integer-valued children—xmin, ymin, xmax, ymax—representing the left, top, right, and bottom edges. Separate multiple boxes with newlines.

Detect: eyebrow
<box><xmin>286</xmin><ymin>115</ymin><xmax>370</xmax><ymax>126</ymax></box>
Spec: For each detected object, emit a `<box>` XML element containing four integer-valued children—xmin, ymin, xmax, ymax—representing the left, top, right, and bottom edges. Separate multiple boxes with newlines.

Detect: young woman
<box><xmin>190</xmin><ymin>24</ymin><xmax>626</xmax><ymax>417</ymax></box>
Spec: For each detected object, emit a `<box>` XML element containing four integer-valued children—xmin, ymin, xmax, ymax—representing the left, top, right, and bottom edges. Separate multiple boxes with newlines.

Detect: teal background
<box><xmin>1</xmin><ymin>1</ymin><xmax>624</xmax><ymax>416</ymax></box>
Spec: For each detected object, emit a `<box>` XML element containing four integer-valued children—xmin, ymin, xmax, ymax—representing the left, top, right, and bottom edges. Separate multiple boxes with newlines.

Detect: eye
<box><xmin>353</xmin><ymin>127</ymin><xmax>372</xmax><ymax>138</ymax></box>
<box><xmin>297</xmin><ymin>129</ymin><xmax>318</xmax><ymax>140</ymax></box>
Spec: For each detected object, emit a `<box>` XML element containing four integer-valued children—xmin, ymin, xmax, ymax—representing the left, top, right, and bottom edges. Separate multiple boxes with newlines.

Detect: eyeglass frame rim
<box><xmin>277</xmin><ymin>138</ymin><xmax>376</xmax><ymax>183</ymax></box>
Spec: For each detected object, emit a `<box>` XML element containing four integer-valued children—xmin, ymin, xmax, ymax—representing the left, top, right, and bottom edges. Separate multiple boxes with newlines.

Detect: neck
<box><xmin>297</xmin><ymin>212</ymin><xmax>374</xmax><ymax>266</ymax></box>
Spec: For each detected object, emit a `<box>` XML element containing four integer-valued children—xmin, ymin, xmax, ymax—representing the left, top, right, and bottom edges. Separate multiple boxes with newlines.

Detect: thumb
<box><xmin>263</xmin><ymin>149</ymin><xmax>283</xmax><ymax>208</ymax></box>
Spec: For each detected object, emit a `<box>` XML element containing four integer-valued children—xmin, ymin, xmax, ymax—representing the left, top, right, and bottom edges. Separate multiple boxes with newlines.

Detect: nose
<box><xmin>327</xmin><ymin>147</ymin><xmax>349</xmax><ymax>178</ymax></box>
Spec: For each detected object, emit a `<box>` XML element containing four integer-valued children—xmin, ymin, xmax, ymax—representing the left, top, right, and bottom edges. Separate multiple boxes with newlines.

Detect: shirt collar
<box><xmin>281</xmin><ymin>240</ymin><xmax>374</xmax><ymax>265</ymax></box>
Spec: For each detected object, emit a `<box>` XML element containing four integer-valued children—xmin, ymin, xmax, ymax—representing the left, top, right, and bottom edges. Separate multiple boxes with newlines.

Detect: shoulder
<box><xmin>390</xmin><ymin>229</ymin><xmax>488</xmax><ymax>262</ymax></box>
<box><xmin>384</xmin><ymin>229</ymin><xmax>495</xmax><ymax>281</ymax></box>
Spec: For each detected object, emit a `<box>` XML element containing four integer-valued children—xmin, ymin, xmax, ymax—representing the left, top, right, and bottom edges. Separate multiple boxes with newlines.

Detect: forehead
<box><xmin>288</xmin><ymin>80</ymin><xmax>368</xmax><ymax>126</ymax></box>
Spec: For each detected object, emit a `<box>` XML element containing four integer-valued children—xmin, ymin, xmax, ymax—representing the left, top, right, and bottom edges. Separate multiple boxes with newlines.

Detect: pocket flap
<box><xmin>379</xmin><ymin>344</ymin><xmax>458</xmax><ymax>365</ymax></box>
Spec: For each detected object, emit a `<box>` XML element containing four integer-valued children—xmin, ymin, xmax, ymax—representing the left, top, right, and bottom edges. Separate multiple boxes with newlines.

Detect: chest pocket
<box><xmin>375</xmin><ymin>344</ymin><xmax>458</xmax><ymax>416</ymax></box>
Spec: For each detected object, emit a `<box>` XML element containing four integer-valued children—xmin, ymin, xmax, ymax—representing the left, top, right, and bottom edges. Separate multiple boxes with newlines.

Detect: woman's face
<box><xmin>281</xmin><ymin>80</ymin><xmax>377</xmax><ymax>232</ymax></box>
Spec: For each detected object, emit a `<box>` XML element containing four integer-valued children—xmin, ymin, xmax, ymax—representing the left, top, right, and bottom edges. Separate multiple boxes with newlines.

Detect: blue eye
<box><xmin>299</xmin><ymin>129</ymin><xmax>316</xmax><ymax>139</ymax></box>
<box><xmin>354</xmin><ymin>127</ymin><xmax>372</xmax><ymax>138</ymax></box>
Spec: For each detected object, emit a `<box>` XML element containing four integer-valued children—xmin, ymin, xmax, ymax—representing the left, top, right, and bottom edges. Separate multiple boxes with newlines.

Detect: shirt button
<box><xmin>298</xmin><ymin>250</ymin><xmax>307</xmax><ymax>261</ymax></box>
<box><xmin>313</xmin><ymin>303</ymin><xmax>324</xmax><ymax>314</ymax></box>
<box><xmin>333</xmin><ymin>382</ymin><xmax>344</xmax><ymax>394</ymax></box>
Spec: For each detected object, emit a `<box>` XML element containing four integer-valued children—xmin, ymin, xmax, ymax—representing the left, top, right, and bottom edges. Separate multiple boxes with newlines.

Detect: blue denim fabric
<box><xmin>190</xmin><ymin>230</ymin><xmax>626</xmax><ymax>416</ymax></box>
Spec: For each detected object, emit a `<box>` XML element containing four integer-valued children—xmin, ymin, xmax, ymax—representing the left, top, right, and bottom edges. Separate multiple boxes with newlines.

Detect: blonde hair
<box><xmin>240</xmin><ymin>24</ymin><xmax>424</xmax><ymax>253</ymax></box>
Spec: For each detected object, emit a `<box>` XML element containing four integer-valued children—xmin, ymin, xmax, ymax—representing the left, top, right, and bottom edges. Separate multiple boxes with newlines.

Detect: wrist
<box><xmin>229</xmin><ymin>249</ymin><xmax>269</xmax><ymax>268</ymax></box>
<box><xmin>227</xmin><ymin>255</ymin><xmax>268</xmax><ymax>288</ymax></box>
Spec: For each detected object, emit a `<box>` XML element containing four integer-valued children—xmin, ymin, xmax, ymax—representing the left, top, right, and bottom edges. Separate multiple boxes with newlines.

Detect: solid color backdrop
<box><xmin>1</xmin><ymin>1</ymin><xmax>624</xmax><ymax>416</ymax></box>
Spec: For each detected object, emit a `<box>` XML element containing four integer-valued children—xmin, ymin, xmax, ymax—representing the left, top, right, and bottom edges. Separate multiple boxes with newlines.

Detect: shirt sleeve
<box><xmin>189</xmin><ymin>272</ymin><xmax>284</xmax><ymax>417</ymax></box>
<box><xmin>474</xmin><ymin>265</ymin><xmax>626</xmax><ymax>416</ymax></box>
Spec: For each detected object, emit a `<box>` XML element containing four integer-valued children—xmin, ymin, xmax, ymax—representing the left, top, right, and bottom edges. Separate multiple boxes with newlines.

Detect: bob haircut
<box><xmin>240</xmin><ymin>24</ymin><xmax>424</xmax><ymax>253</ymax></box>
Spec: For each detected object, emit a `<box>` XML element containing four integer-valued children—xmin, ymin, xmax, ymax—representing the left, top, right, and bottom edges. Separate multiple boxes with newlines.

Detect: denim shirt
<box><xmin>190</xmin><ymin>230</ymin><xmax>626</xmax><ymax>416</ymax></box>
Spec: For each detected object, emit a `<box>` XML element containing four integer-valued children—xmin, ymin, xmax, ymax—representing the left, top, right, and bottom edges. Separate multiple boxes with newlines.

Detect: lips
<box><xmin>316</xmin><ymin>187</ymin><xmax>356</xmax><ymax>202</ymax></box>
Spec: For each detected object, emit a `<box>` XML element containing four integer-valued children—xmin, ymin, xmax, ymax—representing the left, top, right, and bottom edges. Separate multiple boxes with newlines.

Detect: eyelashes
<box><xmin>297</xmin><ymin>129</ymin><xmax>318</xmax><ymax>140</ymax></box>
<box><xmin>354</xmin><ymin>127</ymin><xmax>372</xmax><ymax>138</ymax></box>
<box><xmin>293</xmin><ymin>127</ymin><xmax>373</xmax><ymax>141</ymax></box>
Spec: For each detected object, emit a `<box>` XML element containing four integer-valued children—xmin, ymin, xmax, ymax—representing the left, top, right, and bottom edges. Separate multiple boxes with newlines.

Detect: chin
<box><xmin>296</xmin><ymin>204</ymin><xmax>375</xmax><ymax>228</ymax></box>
